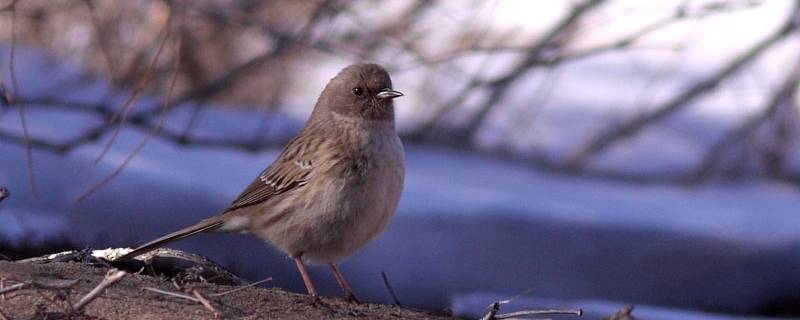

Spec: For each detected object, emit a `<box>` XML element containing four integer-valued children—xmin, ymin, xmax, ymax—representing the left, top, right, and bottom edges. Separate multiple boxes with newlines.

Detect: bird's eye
<box><xmin>352</xmin><ymin>87</ymin><xmax>363</xmax><ymax>96</ymax></box>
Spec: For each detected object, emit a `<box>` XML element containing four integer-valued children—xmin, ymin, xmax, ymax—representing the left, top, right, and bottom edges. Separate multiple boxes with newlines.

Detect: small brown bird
<box><xmin>116</xmin><ymin>63</ymin><xmax>405</xmax><ymax>303</ymax></box>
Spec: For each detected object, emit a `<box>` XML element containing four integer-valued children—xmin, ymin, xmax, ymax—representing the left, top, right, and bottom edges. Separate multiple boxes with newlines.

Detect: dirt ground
<box><xmin>0</xmin><ymin>259</ymin><xmax>458</xmax><ymax>320</ymax></box>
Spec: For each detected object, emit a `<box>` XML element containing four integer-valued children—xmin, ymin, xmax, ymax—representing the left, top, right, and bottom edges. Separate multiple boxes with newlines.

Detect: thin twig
<box><xmin>72</xmin><ymin>269</ymin><xmax>127</xmax><ymax>312</ymax></box>
<box><xmin>494</xmin><ymin>309</ymin><xmax>582</xmax><ymax>319</ymax></box>
<box><xmin>0</xmin><ymin>283</ymin><xmax>24</xmax><ymax>296</ymax></box>
<box><xmin>380</xmin><ymin>271</ymin><xmax>402</xmax><ymax>307</ymax></box>
<box><xmin>210</xmin><ymin>277</ymin><xmax>272</xmax><ymax>297</ymax></box>
<box><xmin>94</xmin><ymin>6</ymin><xmax>174</xmax><ymax>164</ymax></box>
<box><xmin>82</xmin><ymin>0</ymin><xmax>118</xmax><ymax>82</ymax></box>
<box><xmin>567</xmin><ymin>4</ymin><xmax>800</xmax><ymax>169</ymax></box>
<box><xmin>191</xmin><ymin>289</ymin><xmax>220</xmax><ymax>318</ymax></box>
<box><xmin>0</xmin><ymin>278</ymin><xmax>78</xmax><ymax>296</ymax></box>
<box><xmin>77</xmin><ymin>3</ymin><xmax>184</xmax><ymax>202</ymax></box>
<box><xmin>693</xmin><ymin>52</ymin><xmax>800</xmax><ymax>181</ymax></box>
<box><xmin>480</xmin><ymin>299</ymin><xmax>582</xmax><ymax>320</ymax></box>
<box><xmin>144</xmin><ymin>287</ymin><xmax>200</xmax><ymax>302</ymax></box>
<box><xmin>7</xmin><ymin>0</ymin><xmax>36</xmax><ymax>197</ymax></box>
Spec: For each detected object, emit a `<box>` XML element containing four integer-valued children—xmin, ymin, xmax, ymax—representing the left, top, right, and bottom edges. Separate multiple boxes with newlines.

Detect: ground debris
<box><xmin>0</xmin><ymin>259</ymin><xmax>457</xmax><ymax>319</ymax></box>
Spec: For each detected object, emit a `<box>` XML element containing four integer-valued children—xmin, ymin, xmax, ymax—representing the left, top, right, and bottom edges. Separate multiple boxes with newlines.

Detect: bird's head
<box><xmin>316</xmin><ymin>63</ymin><xmax>403</xmax><ymax>122</ymax></box>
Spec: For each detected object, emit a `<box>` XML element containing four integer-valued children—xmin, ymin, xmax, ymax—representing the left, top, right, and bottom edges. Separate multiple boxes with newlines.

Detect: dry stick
<box><xmin>210</xmin><ymin>277</ymin><xmax>272</xmax><ymax>297</ymax></box>
<box><xmin>191</xmin><ymin>289</ymin><xmax>220</xmax><ymax>318</ymax></box>
<box><xmin>480</xmin><ymin>300</ymin><xmax>582</xmax><ymax>320</ymax></box>
<box><xmin>7</xmin><ymin>0</ymin><xmax>36</xmax><ymax>197</ymax></box>
<box><xmin>0</xmin><ymin>279</ymin><xmax>77</xmax><ymax>296</ymax></box>
<box><xmin>77</xmin><ymin>4</ymin><xmax>184</xmax><ymax>202</ymax></box>
<box><xmin>72</xmin><ymin>269</ymin><xmax>127</xmax><ymax>312</ymax></box>
<box><xmin>94</xmin><ymin>7</ymin><xmax>174</xmax><ymax>164</ymax></box>
<box><xmin>0</xmin><ymin>283</ymin><xmax>24</xmax><ymax>296</ymax></box>
<box><xmin>380</xmin><ymin>272</ymin><xmax>402</xmax><ymax>307</ymax></box>
<box><xmin>494</xmin><ymin>309</ymin><xmax>582</xmax><ymax>319</ymax></box>
<box><xmin>144</xmin><ymin>287</ymin><xmax>200</xmax><ymax>302</ymax></box>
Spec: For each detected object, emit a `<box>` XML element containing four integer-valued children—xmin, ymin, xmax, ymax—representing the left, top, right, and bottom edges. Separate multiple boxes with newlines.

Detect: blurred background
<box><xmin>1</xmin><ymin>0</ymin><xmax>800</xmax><ymax>319</ymax></box>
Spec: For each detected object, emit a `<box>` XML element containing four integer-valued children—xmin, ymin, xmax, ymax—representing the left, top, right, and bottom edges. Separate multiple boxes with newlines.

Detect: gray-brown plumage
<box><xmin>115</xmin><ymin>63</ymin><xmax>405</xmax><ymax>302</ymax></box>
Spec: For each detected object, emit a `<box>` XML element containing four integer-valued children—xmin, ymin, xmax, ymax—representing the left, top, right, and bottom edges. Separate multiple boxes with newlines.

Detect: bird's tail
<box><xmin>114</xmin><ymin>217</ymin><xmax>225</xmax><ymax>261</ymax></box>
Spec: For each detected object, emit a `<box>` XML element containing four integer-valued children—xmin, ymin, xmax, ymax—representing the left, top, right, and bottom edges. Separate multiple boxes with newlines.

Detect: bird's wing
<box><xmin>223</xmin><ymin>135</ymin><xmax>319</xmax><ymax>213</ymax></box>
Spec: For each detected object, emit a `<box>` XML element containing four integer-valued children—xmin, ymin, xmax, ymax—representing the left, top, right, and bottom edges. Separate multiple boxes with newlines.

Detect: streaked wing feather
<box><xmin>224</xmin><ymin>136</ymin><xmax>316</xmax><ymax>212</ymax></box>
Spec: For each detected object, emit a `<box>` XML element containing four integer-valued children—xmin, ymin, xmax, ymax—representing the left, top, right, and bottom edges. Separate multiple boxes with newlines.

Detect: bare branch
<box><xmin>77</xmin><ymin>2</ymin><xmax>185</xmax><ymax>202</ymax></box>
<box><xmin>82</xmin><ymin>0</ymin><xmax>119</xmax><ymax>83</ymax></box>
<box><xmin>6</xmin><ymin>0</ymin><xmax>36</xmax><ymax>197</ymax></box>
<box><xmin>566</xmin><ymin>4</ymin><xmax>800</xmax><ymax>169</ymax></box>
<box><xmin>191</xmin><ymin>289</ymin><xmax>220</xmax><ymax>318</ymax></box>
<box><xmin>94</xmin><ymin>6</ymin><xmax>174</xmax><ymax>164</ymax></box>
<box><xmin>693</xmin><ymin>54</ymin><xmax>800</xmax><ymax>181</ymax></box>
<box><xmin>410</xmin><ymin>0</ymin><xmax>608</xmax><ymax>141</ymax></box>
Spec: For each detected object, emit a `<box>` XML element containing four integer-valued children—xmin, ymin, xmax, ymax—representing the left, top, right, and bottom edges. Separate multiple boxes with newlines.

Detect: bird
<box><xmin>115</xmin><ymin>63</ymin><xmax>405</xmax><ymax>303</ymax></box>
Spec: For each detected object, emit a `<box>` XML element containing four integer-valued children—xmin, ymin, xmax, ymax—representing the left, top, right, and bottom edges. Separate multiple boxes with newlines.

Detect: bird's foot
<box><xmin>310</xmin><ymin>294</ymin><xmax>333</xmax><ymax>311</ymax></box>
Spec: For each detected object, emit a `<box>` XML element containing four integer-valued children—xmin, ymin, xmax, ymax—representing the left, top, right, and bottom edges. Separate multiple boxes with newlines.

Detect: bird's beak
<box><xmin>376</xmin><ymin>88</ymin><xmax>404</xmax><ymax>99</ymax></box>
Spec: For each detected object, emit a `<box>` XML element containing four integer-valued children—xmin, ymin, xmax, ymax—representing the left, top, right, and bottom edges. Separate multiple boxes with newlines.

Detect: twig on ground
<box><xmin>122</xmin><ymin>248</ymin><xmax>245</xmax><ymax>285</ymax></box>
<box><xmin>0</xmin><ymin>278</ymin><xmax>79</xmax><ymax>296</ymax></box>
<box><xmin>495</xmin><ymin>309</ymin><xmax>582</xmax><ymax>319</ymax></box>
<box><xmin>144</xmin><ymin>287</ymin><xmax>199</xmax><ymax>302</ymax></box>
<box><xmin>480</xmin><ymin>299</ymin><xmax>582</xmax><ymax>320</ymax></box>
<box><xmin>191</xmin><ymin>288</ymin><xmax>220</xmax><ymax>318</ymax></box>
<box><xmin>380</xmin><ymin>271</ymin><xmax>402</xmax><ymax>307</ymax></box>
<box><xmin>0</xmin><ymin>283</ymin><xmax>24</xmax><ymax>296</ymax></box>
<box><xmin>71</xmin><ymin>269</ymin><xmax>127</xmax><ymax>312</ymax></box>
<box><xmin>210</xmin><ymin>277</ymin><xmax>272</xmax><ymax>297</ymax></box>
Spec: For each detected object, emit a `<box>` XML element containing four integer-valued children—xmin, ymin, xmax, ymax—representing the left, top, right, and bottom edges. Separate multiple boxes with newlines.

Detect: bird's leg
<box><xmin>329</xmin><ymin>263</ymin><xmax>360</xmax><ymax>303</ymax></box>
<box><xmin>293</xmin><ymin>256</ymin><xmax>320</xmax><ymax>301</ymax></box>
